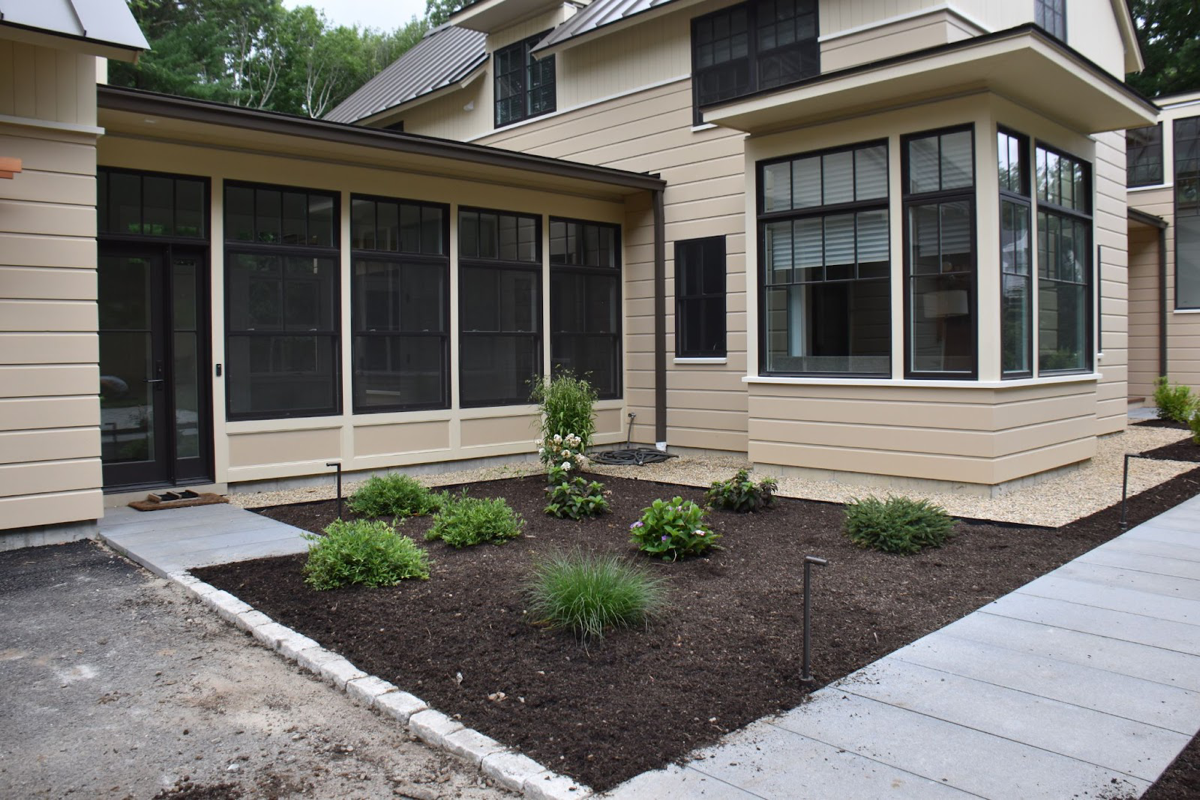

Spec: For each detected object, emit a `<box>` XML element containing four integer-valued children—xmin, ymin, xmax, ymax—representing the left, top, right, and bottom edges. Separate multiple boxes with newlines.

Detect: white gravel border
<box><xmin>170</xmin><ymin>571</ymin><xmax>590</xmax><ymax>800</ymax></box>
<box><xmin>229</xmin><ymin>427</ymin><xmax>1196</xmax><ymax>529</ymax></box>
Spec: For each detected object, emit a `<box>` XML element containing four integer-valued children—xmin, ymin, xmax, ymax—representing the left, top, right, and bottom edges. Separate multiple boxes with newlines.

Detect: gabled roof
<box><xmin>0</xmin><ymin>0</ymin><xmax>148</xmax><ymax>60</ymax></box>
<box><xmin>325</xmin><ymin>25</ymin><xmax>487</xmax><ymax>124</ymax></box>
<box><xmin>533</xmin><ymin>0</ymin><xmax>689</xmax><ymax>55</ymax></box>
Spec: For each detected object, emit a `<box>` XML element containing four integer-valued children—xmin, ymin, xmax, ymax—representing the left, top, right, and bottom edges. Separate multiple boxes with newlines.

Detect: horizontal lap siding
<box><xmin>0</xmin><ymin>46</ymin><xmax>102</xmax><ymax>530</ymax></box>
<box><xmin>1095</xmin><ymin>132</ymin><xmax>1130</xmax><ymax>435</ymax></box>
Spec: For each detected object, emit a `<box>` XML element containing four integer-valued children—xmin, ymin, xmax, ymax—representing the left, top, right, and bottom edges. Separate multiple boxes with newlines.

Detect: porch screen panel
<box><xmin>760</xmin><ymin>141</ymin><xmax>890</xmax><ymax>376</ymax></box>
<box><xmin>549</xmin><ymin>219</ymin><xmax>621</xmax><ymax>399</ymax></box>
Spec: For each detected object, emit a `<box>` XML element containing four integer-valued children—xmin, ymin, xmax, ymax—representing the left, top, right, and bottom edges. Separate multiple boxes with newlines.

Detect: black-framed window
<box><xmin>676</xmin><ymin>237</ymin><xmax>727</xmax><ymax>358</ymax></box>
<box><xmin>691</xmin><ymin>0</ymin><xmax>818</xmax><ymax>124</ymax></box>
<box><xmin>459</xmin><ymin>208</ymin><xmax>542</xmax><ymax>407</ymax></box>
<box><xmin>98</xmin><ymin>168</ymin><xmax>207</xmax><ymax>239</ymax></box>
<box><xmin>1035</xmin><ymin>0</ymin><xmax>1066</xmax><ymax>41</ymax></box>
<box><xmin>760</xmin><ymin>141</ymin><xmax>890</xmax><ymax>376</ymax></box>
<box><xmin>903</xmin><ymin>127</ymin><xmax>976</xmax><ymax>379</ymax></box>
<box><xmin>1036</xmin><ymin>144</ymin><xmax>1092</xmax><ymax>373</ymax></box>
<box><xmin>351</xmin><ymin>195</ymin><xmax>450</xmax><ymax>413</ymax></box>
<box><xmin>1176</xmin><ymin>116</ymin><xmax>1200</xmax><ymax>309</ymax></box>
<box><xmin>999</xmin><ymin>129</ymin><xmax>1033</xmax><ymax>379</ymax></box>
<box><xmin>225</xmin><ymin>182</ymin><xmax>340</xmax><ymax>419</ymax></box>
<box><xmin>1127</xmin><ymin>123</ymin><xmax>1164</xmax><ymax>188</ymax></box>
<box><xmin>495</xmin><ymin>33</ymin><xmax>556</xmax><ymax>128</ymax></box>
<box><xmin>550</xmin><ymin>218</ymin><xmax>621</xmax><ymax>399</ymax></box>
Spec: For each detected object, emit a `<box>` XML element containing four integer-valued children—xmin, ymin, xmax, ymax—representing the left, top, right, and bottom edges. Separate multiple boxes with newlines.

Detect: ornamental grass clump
<box><xmin>302</xmin><ymin>519</ymin><xmax>430</xmax><ymax>590</ymax></box>
<box><xmin>531</xmin><ymin>372</ymin><xmax>598</xmax><ymax>455</ymax></box>
<box><xmin>348</xmin><ymin>473</ymin><xmax>448</xmax><ymax>518</ymax></box>
<box><xmin>526</xmin><ymin>550</ymin><xmax>665</xmax><ymax>640</ymax></box>
<box><xmin>1154</xmin><ymin>376</ymin><xmax>1198</xmax><ymax>425</ymax></box>
<box><xmin>425</xmin><ymin>493</ymin><xmax>524</xmax><ymax>548</ymax></box>
<box><xmin>843</xmin><ymin>495</ymin><xmax>956</xmax><ymax>555</ymax></box>
<box><xmin>705</xmin><ymin>469</ymin><xmax>778</xmax><ymax>513</ymax></box>
<box><xmin>630</xmin><ymin>497</ymin><xmax>719</xmax><ymax>561</ymax></box>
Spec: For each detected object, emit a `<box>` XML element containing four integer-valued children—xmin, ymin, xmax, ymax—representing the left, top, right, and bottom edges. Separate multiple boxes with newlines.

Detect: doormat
<box><xmin>128</xmin><ymin>491</ymin><xmax>229</xmax><ymax>512</ymax></box>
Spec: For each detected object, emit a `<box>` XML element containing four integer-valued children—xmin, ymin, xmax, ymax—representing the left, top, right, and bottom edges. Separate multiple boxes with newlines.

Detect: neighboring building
<box><xmin>0</xmin><ymin>0</ymin><xmax>1159</xmax><ymax>547</ymax></box>
<box><xmin>332</xmin><ymin>0</ymin><xmax>1153</xmax><ymax>490</ymax></box>
<box><xmin>1127</xmin><ymin>92</ymin><xmax>1200</xmax><ymax>402</ymax></box>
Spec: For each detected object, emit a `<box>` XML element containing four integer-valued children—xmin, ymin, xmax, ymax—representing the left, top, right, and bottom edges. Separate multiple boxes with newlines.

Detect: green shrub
<box><xmin>545</xmin><ymin>469</ymin><xmax>610</xmax><ymax>519</ymax></box>
<box><xmin>705</xmin><ymin>469</ymin><xmax>778</xmax><ymax>513</ymax></box>
<box><xmin>843</xmin><ymin>496</ymin><xmax>955</xmax><ymax>555</ymax></box>
<box><xmin>630</xmin><ymin>497</ymin><xmax>719</xmax><ymax>561</ymax></box>
<box><xmin>426</xmin><ymin>493</ymin><xmax>524</xmax><ymax>548</ymax></box>
<box><xmin>526</xmin><ymin>550</ymin><xmax>665</xmax><ymax>639</ymax></box>
<box><xmin>302</xmin><ymin>519</ymin><xmax>430</xmax><ymax>590</ymax></box>
<box><xmin>1190</xmin><ymin>412</ymin><xmax>1200</xmax><ymax>445</ymax></box>
<box><xmin>1154</xmin><ymin>376</ymin><xmax>1198</xmax><ymax>425</ymax></box>
<box><xmin>531</xmin><ymin>372</ymin><xmax>598</xmax><ymax>456</ymax></box>
<box><xmin>348</xmin><ymin>473</ymin><xmax>448</xmax><ymax>518</ymax></box>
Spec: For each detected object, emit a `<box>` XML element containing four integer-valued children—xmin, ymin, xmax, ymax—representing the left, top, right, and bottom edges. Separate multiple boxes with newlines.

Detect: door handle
<box><xmin>145</xmin><ymin>379</ymin><xmax>165</xmax><ymax>384</ymax></box>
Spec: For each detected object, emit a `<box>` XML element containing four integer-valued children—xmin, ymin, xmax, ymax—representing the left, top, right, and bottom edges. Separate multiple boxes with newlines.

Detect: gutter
<box><xmin>653</xmin><ymin>186</ymin><xmax>667</xmax><ymax>446</ymax></box>
<box><xmin>97</xmin><ymin>86</ymin><xmax>666</xmax><ymax>194</ymax></box>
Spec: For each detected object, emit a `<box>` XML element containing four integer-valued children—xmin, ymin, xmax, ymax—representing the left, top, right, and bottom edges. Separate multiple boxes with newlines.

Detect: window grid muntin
<box><xmin>350</xmin><ymin>194</ymin><xmax>448</xmax><ymax>256</ymax></box>
<box><xmin>1035</xmin><ymin>0</ymin><xmax>1066</xmax><ymax>41</ymax></box>
<box><xmin>98</xmin><ymin>167</ymin><xmax>209</xmax><ymax>241</ymax></box>
<box><xmin>999</xmin><ymin>129</ymin><xmax>1033</xmax><ymax>379</ymax></box>
<box><xmin>494</xmin><ymin>32</ymin><xmax>556</xmax><ymax>128</ymax></box>
<box><xmin>224</xmin><ymin>181</ymin><xmax>336</xmax><ymax>248</ymax></box>
<box><xmin>1127</xmin><ymin>123</ymin><xmax>1164</xmax><ymax>188</ymax></box>
<box><xmin>676</xmin><ymin>236</ymin><xmax>728</xmax><ymax>358</ymax></box>
<box><xmin>1174</xmin><ymin>117</ymin><xmax>1200</xmax><ymax>309</ymax></box>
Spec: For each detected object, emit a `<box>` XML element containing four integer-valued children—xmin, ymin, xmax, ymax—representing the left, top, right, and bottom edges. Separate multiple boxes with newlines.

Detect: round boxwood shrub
<box><xmin>843</xmin><ymin>495</ymin><xmax>955</xmax><ymax>555</ymax></box>
<box><xmin>303</xmin><ymin>519</ymin><xmax>430</xmax><ymax>590</ymax></box>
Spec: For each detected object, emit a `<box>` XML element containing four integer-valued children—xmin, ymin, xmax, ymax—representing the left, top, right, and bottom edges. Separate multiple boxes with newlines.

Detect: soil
<box><xmin>1133</xmin><ymin>418</ymin><xmax>1191</xmax><ymax>430</ymax></box>
<box><xmin>196</xmin><ymin>468</ymin><xmax>1200</xmax><ymax>793</ymax></box>
<box><xmin>1141</xmin><ymin>437</ymin><xmax>1200</xmax><ymax>463</ymax></box>
<box><xmin>1142</xmin><ymin>728</ymin><xmax>1200</xmax><ymax>800</ymax></box>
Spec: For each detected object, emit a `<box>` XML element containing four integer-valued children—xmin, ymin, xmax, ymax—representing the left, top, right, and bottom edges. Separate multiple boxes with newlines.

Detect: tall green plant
<box><xmin>1154</xmin><ymin>376</ymin><xmax>1198</xmax><ymax>425</ymax></box>
<box><xmin>531</xmin><ymin>372</ymin><xmax>598</xmax><ymax>454</ymax></box>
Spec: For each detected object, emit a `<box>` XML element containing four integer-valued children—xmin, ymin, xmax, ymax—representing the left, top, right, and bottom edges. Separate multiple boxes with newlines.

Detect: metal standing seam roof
<box><xmin>0</xmin><ymin>0</ymin><xmax>148</xmax><ymax>52</ymax></box>
<box><xmin>533</xmin><ymin>0</ymin><xmax>681</xmax><ymax>52</ymax></box>
<box><xmin>324</xmin><ymin>25</ymin><xmax>487</xmax><ymax>124</ymax></box>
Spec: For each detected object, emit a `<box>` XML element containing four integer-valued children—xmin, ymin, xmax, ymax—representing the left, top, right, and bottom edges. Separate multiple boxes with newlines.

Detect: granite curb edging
<box><xmin>167</xmin><ymin>570</ymin><xmax>590</xmax><ymax>800</ymax></box>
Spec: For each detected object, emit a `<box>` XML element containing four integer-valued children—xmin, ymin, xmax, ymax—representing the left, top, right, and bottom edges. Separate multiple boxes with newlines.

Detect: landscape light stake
<box><xmin>326</xmin><ymin>461</ymin><xmax>343</xmax><ymax>519</ymax></box>
<box><xmin>800</xmin><ymin>555</ymin><xmax>828</xmax><ymax>685</ymax></box>
<box><xmin>1121</xmin><ymin>453</ymin><xmax>1156</xmax><ymax>531</ymax></box>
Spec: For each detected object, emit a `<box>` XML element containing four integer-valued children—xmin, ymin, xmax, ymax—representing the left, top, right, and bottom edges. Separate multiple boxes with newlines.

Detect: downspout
<box><xmin>653</xmin><ymin>186</ymin><xmax>667</xmax><ymax>448</ymax></box>
<box><xmin>1160</xmin><ymin>223</ymin><xmax>1169</xmax><ymax>378</ymax></box>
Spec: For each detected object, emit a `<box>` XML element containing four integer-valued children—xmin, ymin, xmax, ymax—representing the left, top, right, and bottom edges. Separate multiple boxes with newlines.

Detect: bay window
<box><xmin>1035</xmin><ymin>144</ymin><xmax>1092</xmax><ymax>373</ymax></box>
<box><xmin>999</xmin><ymin>130</ymin><xmax>1033</xmax><ymax>378</ymax></box>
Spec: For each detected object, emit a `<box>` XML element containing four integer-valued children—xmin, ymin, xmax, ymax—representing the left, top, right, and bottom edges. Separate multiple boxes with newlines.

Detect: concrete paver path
<box><xmin>98</xmin><ymin>502</ymin><xmax>309</xmax><ymax>576</ymax></box>
<box><xmin>605</xmin><ymin>494</ymin><xmax>1200</xmax><ymax>799</ymax></box>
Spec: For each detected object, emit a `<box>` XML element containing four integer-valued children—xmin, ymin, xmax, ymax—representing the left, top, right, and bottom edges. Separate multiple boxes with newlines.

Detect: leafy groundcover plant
<box><xmin>303</xmin><ymin>519</ymin><xmax>430</xmax><ymax>590</ymax></box>
<box><xmin>1154</xmin><ymin>376</ymin><xmax>1198</xmax><ymax>425</ymax></box>
<box><xmin>348</xmin><ymin>473</ymin><xmax>448</xmax><ymax>518</ymax></box>
<box><xmin>706</xmin><ymin>468</ymin><xmax>778</xmax><ymax>513</ymax></box>
<box><xmin>630</xmin><ymin>497</ymin><xmax>719</xmax><ymax>561</ymax></box>
<box><xmin>843</xmin><ymin>495</ymin><xmax>955</xmax><ymax>555</ymax></box>
<box><xmin>531</xmin><ymin>373</ymin><xmax>598</xmax><ymax>454</ymax></box>
<box><xmin>426</xmin><ymin>493</ymin><xmax>524</xmax><ymax>548</ymax></box>
<box><xmin>526</xmin><ymin>550</ymin><xmax>665</xmax><ymax>640</ymax></box>
<box><xmin>544</xmin><ymin>469</ymin><xmax>610</xmax><ymax>519</ymax></box>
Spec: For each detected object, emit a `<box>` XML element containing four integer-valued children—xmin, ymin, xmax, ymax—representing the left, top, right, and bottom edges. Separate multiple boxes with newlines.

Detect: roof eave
<box><xmin>354</xmin><ymin>58</ymin><xmax>488</xmax><ymax>127</ymax></box>
<box><xmin>0</xmin><ymin>21</ymin><xmax>145</xmax><ymax>61</ymax></box>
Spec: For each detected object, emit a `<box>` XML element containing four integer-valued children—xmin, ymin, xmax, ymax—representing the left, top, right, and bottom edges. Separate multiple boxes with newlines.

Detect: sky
<box><xmin>282</xmin><ymin>0</ymin><xmax>428</xmax><ymax>31</ymax></box>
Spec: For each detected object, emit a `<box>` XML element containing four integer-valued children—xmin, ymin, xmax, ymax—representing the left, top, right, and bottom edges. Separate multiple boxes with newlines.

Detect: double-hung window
<box><xmin>1035</xmin><ymin>144</ymin><xmax>1092</xmax><ymax>373</ymax></box>
<box><xmin>903</xmin><ymin>127</ymin><xmax>976</xmax><ymax>379</ymax></box>
<box><xmin>495</xmin><ymin>33</ymin><xmax>556</xmax><ymax>128</ymax></box>
<box><xmin>549</xmin><ymin>219</ymin><xmax>622</xmax><ymax>399</ymax></box>
<box><xmin>676</xmin><ymin>237</ymin><xmax>727</xmax><ymax>358</ymax></box>
<box><xmin>1035</xmin><ymin>0</ymin><xmax>1066</xmax><ymax>41</ymax></box>
<box><xmin>459</xmin><ymin>208</ymin><xmax>542</xmax><ymax>406</ymax></box>
<box><xmin>350</xmin><ymin>195</ymin><xmax>450</xmax><ymax>412</ymax></box>
<box><xmin>759</xmin><ymin>141</ymin><xmax>890</xmax><ymax>376</ymax></box>
<box><xmin>224</xmin><ymin>182</ymin><xmax>340</xmax><ymax>419</ymax></box>
<box><xmin>1176</xmin><ymin>116</ymin><xmax>1200</xmax><ymax>309</ymax></box>
<box><xmin>691</xmin><ymin>0</ymin><xmax>818</xmax><ymax>123</ymax></box>
<box><xmin>1127</xmin><ymin>123</ymin><xmax>1164</xmax><ymax>188</ymax></box>
<box><xmin>999</xmin><ymin>130</ymin><xmax>1033</xmax><ymax>378</ymax></box>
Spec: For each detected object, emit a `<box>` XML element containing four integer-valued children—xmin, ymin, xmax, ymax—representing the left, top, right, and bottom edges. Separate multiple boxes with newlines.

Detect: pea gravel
<box><xmin>228</xmin><ymin>426</ymin><xmax>1195</xmax><ymax>528</ymax></box>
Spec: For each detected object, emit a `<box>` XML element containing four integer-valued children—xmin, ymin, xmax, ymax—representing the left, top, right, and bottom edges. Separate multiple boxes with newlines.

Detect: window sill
<box><xmin>743</xmin><ymin>373</ymin><xmax>1102</xmax><ymax>389</ymax></box>
<box><xmin>1128</xmin><ymin>183</ymin><xmax>1172</xmax><ymax>193</ymax></box>
<box><xmin>674</xmin><ymin>357</ymin><xmax>727</xmax><ymax>365</ymax></box>
<box><xmin>1173</xmin><ymin>308</ymin><xmax>1200</xmax><ymax>315</ymax></box>
<box><xmin>691</xmin><ymin>123</ymin><xmax>717</xmax><ymax>132</ymax></box>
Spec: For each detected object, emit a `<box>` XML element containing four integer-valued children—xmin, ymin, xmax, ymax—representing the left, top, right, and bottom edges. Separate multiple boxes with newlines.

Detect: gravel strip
<box><xmin>228</xmin><ymin>427</ymin><xmax>1195</xmax><ymax>528</ymax></box>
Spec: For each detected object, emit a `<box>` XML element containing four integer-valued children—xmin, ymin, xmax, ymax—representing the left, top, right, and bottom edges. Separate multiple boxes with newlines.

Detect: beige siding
<box><xmin>820</xmin><ymin>8</ymin><xmax>984</xmax><ymax>72</ymax></box>
<box><xmin>0</xmin><ymin>45</ymin><xmax>102</xmax><ymax>531</ymax></box>
<box><xmin>1095</xmin><ymin>130</ymin><xmax>1130</xmax><ymax>435</ymax></box>
<box><xmin>1128</xmin><ymin>220</ymin><xmax>1163</xmax><ymax>400</ymax></box>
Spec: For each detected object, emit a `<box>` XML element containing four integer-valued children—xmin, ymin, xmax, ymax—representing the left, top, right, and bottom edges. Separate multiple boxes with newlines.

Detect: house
<box><xmin>1127</xmin><ymin>92</ymin><xmax>1200</xmax><ymax>402</ymax></box>
<box><xmin>0</xmin><ymin>0</ymin><xmax>1156</xmax><ymax>548</ymax></box>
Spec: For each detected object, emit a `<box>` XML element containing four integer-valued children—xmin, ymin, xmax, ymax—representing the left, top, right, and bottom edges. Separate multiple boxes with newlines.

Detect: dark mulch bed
<box><xmin>196</xmin><ymin>468</ymin><xmax>1200</xmax><ymax>792</ymax></box>
<box><xmin>1133</xmin><ymin>417</ymin><xmax>1190</xmax><ymax>430</ymax></box>
<box><xmin>1143</xmin><ymin>728</ymin><xmax>1200</xmax><ymax>800</ymax></box>
<box><xmin>1141</xmin><ymin>437</ymin><xmax>1200</xmax><ymax>463</ymax></box>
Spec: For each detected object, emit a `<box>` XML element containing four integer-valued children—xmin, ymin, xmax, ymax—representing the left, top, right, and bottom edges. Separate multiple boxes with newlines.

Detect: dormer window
<box><xmin>495</xmin><ymin>32</ymin><xmax>556</xmax><ymax>128</ymax></box>
<box><xmin>1035</xmin><ymin>0</ymin><xmax>1066</xmax><ymax>42</ymax></box>
<box><xmin>691</xmin><ymin>0</ymin><xmax>819</xmax><ymax>124</ymax></box>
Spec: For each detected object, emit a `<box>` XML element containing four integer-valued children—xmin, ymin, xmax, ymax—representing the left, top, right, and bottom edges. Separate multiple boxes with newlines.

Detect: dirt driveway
<box><xmin>0</xmin><ymin>541</ymin><xmax>514</xmax><ymax>800</ymax></box>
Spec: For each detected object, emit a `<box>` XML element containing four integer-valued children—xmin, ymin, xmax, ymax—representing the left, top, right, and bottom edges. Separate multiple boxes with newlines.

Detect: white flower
<box><xmin>562</xmin><ymin>449</ymin><xmax>571</xmax><ymax>457</ymax></box>
<box><xmin>561</xmin><ymin>461</ymin><xmax>572</xmax><ymax>471</ymax></box>
<box><xmin>538</xmin><ymin>447</ymin><xmax>545</xmax><ymax>455</ymax></box>
<box><xmin>553</xmin><ymin>434</ymin><xmax>562</xmax><ymax>442</ymax></box>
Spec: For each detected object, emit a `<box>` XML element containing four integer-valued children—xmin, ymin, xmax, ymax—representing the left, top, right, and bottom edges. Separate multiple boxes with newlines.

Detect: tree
<box><xmin>1128</xmin><ymin>0</ymin><xmax>1200</xmax><ymax>98</ymax></box>
<box><xmin>425</xmin><ymin>0</ymin><xmax>469</xmax><ymax>27</ymax></box>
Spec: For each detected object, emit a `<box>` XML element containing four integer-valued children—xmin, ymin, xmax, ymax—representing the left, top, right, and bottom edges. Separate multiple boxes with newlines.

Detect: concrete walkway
<box><xmin>605</xmin><ymin>495</ymin><xmax>1200</xmax><ymax>799</ymax></box>
<box><xmin>98</xmin><ymin>503</ymin><xmax>309</xmax><ymax>576</ymax></box>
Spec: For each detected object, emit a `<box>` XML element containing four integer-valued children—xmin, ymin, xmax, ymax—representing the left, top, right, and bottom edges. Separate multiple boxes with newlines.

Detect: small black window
<box><xmin>495</xmin><ymin>33</ymin><xmax>556</xmax><ymax>128</ymax></box>
<box><xmin>459</xmin><ymin>208</ymin><xmax>542</xmax><ymax>406</ymax></box>
<box><xmin>1035</xmin><ymin>0</ymin><xmax>1066</xmax><ymax>42</ymax></box>
<box><xmin>225</xmin><ymin>181</ymin><xmax>340</xmax><ymax>420</ymax></box>
<box><xmin>1174</xmin><ymin>116</ymin><xmax>1200</xmax><ymax>309</ymax></box>
<box><xmin>1127</xmin><ymin>124</ymin><xmax>1164</xmax><ymax>188</ymax></box>
<box><xmin>98</xmin><ymin>168</ymin><xmax>208</xmax><ymax>239</ymax></box>
<box><xmin>903</xmin><ymin>127</ymin><xmax>977</xmax><ymax>379</ymax></box>
<box><xmin>999</xmin><ymin>129</ymin><xmax>1033</xmax><ymax>379</ymax></box>
<box><xmin>550</xmin><ymin>218</ymin><xmax>622</xmax><ymax>398</ymax></box>
<box><xmin>676</xmin><ymin>237</ymin><xmax>727</xmax><ymax>358</ymax></box>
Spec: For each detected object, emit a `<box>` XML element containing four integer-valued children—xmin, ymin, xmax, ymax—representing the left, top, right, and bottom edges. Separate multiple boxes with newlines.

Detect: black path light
<box><xmin>1120</xmin><ymin>453</ymin><xmax>1156</xmax><ymax>531</ymax></box>
<box><xmin>800</xmin><ymin>555</ymin><xmax>828</xmax><ymax>685</ymax></box>
<box><xmin>326</xmin><ymin>461</ymin><xmax>343</xmax><ymax>520</ymax></box>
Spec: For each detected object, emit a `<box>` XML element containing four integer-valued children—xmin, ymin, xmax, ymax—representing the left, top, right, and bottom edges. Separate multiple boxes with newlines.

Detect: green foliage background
<box><xmin>1127</xmin><ymin>1</ymin><xmax>1200</xmax><ymax>98</ymax></box>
